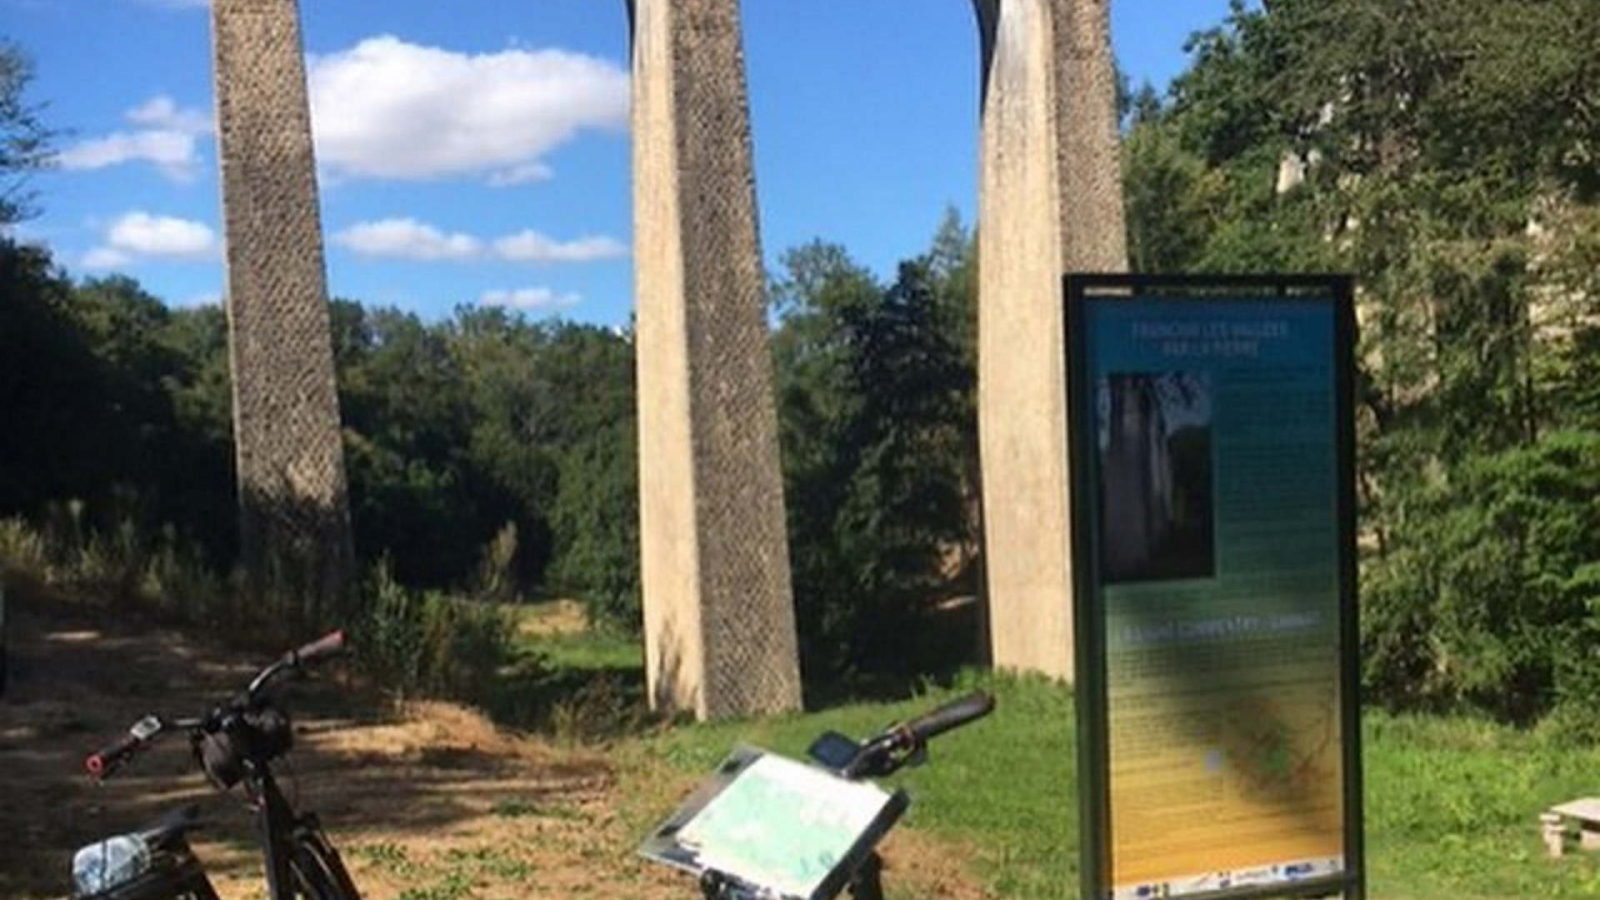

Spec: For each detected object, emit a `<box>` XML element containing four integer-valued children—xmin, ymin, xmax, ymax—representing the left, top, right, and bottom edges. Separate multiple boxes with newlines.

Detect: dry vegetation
<box><xmin>0</xmin><ymin>595</ymin><xmax>988</xmax><ymax>900</ymax></box>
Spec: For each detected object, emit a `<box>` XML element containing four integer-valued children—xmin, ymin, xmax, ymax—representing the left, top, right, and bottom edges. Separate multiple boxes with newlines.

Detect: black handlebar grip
<box><xmin>85</xmin><ymin>730</ymin><xmax>143</xmax><ymax>778</ymax></box>
<box><xmin>293</xmin><ymin>630</ymin><xmax>346</xmax><ymax>665</ymax></box>
<box><xmin>902</xmin><ymin>691</ymin><xmax>995</xmax><ymax>743</ymax></box>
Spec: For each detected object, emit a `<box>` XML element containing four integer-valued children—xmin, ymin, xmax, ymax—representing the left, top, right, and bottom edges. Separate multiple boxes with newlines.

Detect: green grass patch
<box><xmin>395</xmin><ymin>871</ymin><xmax>473</xmax><ymax>900</ymax></box>
<box><xmin>525</xmin><ymin>628</ymin><xmax>642</xmax><ymax>674</ymax></box>
<box><xmin>349</xmin><ymin>842</ymin><xmax>425</xmax><ymax>878</ymax></box>
<box><xmin>479</xmin><ymin>601</ymin><xmax>651</xmax><ymax>738</ymax></box>
<box><xmin>623</xmin><ymin>671</ymin><xmax>1075</xmax><ymax>899</ymax></box>
<box><xmin>1362</xmin><ymin>713</ymin><xmax>1600</xmax><ymax>898</ymax></box>
<box><xmin>443</xmin><ymin>846</ymin><xmax>535</xmax><ymax>881</ymax></box>
<box><xmin>614</xmin><ymin>673</ymin><xmax>1600</xmax><ymax>900</ymax></box>
<box><xmin>507</xmin><ymin>600</ymin><xmax>642</xmax><ymax>672</ymax></box>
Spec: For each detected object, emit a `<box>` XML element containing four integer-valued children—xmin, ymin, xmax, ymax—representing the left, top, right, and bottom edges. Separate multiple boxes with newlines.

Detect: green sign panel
<box><xmin>1066</xmin><ymin>275</ymin><xmax>1364</xmax><ymax>900</ymax></box>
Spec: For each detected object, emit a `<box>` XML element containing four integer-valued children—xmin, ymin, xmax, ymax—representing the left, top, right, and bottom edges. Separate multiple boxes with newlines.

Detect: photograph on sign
<box><xmin>1068</xmin><ymin>276</ymin><xmax>1362</xmax><ymax>900</ymax></box>
<box><xmin>1097</xmin><ymin>370</ymin><xmax>1214</xmax><ymax>584</ymax></box>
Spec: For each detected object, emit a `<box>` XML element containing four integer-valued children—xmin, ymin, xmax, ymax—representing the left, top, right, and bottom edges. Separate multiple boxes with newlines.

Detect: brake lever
<box><xmin>86</xmin><ymin>714</ymin><xmax>167</xmax><ymax>779</ymax></box>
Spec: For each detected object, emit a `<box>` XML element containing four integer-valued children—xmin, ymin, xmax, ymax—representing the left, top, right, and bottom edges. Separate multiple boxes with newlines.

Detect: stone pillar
<box><xmin>627</xmin><ymin>0</ymin><xmax>803</xmax><ymax>719</ymax></box>
<box><xmin>973</xmin><ymin>0</ymin><xmax>1127</xmax><ymax>680</ymax></box>
<box><xmin>211</xmin><ymin>0</ymin><xmax>353</xmax><ymax>624</ymax></box>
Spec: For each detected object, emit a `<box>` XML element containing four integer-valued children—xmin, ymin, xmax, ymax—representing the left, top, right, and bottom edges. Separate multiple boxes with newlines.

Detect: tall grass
<box><xmin>471</xmin><ymin>521</ymin><xmax>521</xmax><ymax>603</ymax></box>
<box><xmin>0</xmin><ymin>504</ymin><xmax>232</xmax><ymax>622</ymax></box>
<box><xmin>0</xmin><ymin>507</ymin><xmax>521</xmax><ymax>709</ymax></box>
<box><xmin>358</xmin><ymin>559</ymin><xmax>519</xmax><ymax>703</ymax></box>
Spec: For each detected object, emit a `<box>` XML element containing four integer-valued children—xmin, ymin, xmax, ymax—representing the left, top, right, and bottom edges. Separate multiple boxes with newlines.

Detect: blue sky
<box><xmin>6</xmin><ymin>0</ymin><xmax>1243</xmax><ymax>327</ymax></box>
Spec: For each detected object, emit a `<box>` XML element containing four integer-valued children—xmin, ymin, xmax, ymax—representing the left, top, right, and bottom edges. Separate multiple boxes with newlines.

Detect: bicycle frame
<box><xmin>250</xmin><ymin>755</ymin><xmax>357</xmax><ymax>900</ymax></box>
<box><xmin>79</xmin><ymin>631</ymin><xmax>357</xmax><ymax>900</ymax></box>
<box><xmin>254</xmin><ymin>764</ymin><xmax>299</xmax><ymax>900</ymax></box>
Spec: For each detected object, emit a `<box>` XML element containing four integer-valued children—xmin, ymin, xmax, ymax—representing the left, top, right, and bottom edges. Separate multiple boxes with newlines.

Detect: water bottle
<box><xmin>72</xmin><ymin>833</ymin><xmax>151</xmax><ymax>896</ymax></box>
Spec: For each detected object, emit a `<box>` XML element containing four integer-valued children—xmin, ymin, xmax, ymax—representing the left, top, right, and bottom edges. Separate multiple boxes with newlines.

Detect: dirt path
<box><xmin>0</xmin><ymin>597</ymin><xmax>702</xmax><ymax>900</ymax></box>
<box><xmin>0</xmin><ymin>599</ymin><xmax>992</xmax><ymax>900</ymax></box>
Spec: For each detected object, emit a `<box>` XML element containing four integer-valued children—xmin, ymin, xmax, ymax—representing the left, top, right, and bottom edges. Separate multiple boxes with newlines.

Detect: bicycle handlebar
<box><xmin>838</xmin><ymin>690</ymin><xmax>996</xmax><ymax>779</ymax></box>
<box><xmin>85</xmin><ymin>726</ymin><xmax>146</xmax><ymax>777</ymax></box>
<box><xmin>86</xmin><ymin>631</ymin><xmax>348</xmax><ymax>781</ymax></box>
<box><xmin>291</xmin><ymin>630</ymin><xmax>346</xmax><ymax>666</ymax></box>
<box><xmin>902</xmin><ymin>691</ymin><xmax>994</xmax><ymax>743</ymax></box>
<box><xmin>85</xmin><ymin>714</ymin><xmax>165</xmax><ymax>777</ymax></box>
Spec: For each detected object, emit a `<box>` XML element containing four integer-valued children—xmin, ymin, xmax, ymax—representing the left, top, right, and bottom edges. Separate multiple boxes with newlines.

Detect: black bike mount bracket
<box><xmin>846</xmin><ymin>851</ymin><xmax>885</xmax><ymax>900</ymax></box>
<box><xmin>694</xmin><ymin>852</ymin><xmax>886</xmax><ymax>900</ymax></box>
<box><xmin>698</xmin><ymin>868</ymin><xmax>761</xmax><ymax>900</ymax></box>
<box><xmin>902</xmin><ymin>741</ymin><xmax>928</xmax><ymax>770</ymax></box>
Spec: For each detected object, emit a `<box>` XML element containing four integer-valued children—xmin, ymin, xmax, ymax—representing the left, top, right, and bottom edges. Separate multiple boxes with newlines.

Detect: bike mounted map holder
<box><xmin>638</xmin><ymin>744</ymin><xmax>909</xmax><ymax>900</ymax></box>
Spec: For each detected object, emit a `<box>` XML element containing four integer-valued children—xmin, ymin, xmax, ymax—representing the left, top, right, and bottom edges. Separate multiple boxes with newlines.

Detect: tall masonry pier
<box><xmin>210</xmin><ymin>0</ymin><xmax>354</xmax><ymax>622</ymax></box>
<box><xmin>628</xmin><ymin>0</ymin><xmax>804</xmax><ymax>719</ymax></box>
<box><xmin>973</xmin><ymin>0</ymin><xmax>1127</xmax><ymax>680</ymax></box>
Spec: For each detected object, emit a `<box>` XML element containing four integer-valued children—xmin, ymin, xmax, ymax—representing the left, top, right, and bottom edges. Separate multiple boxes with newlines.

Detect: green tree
<box><xmin>0</xmin><ymin>240</ymin><xmax>99</xmax><ymax>515</ymax></box>
<box><xmin>154</xmin><ymin>302</ymin><xmax>236</xmax><ymax>564</ymax></box>
<box><xmin>336</xmin><ymin>306</ymin><xmax>483</xmax><ymax>587</ymax></box>
<box><xmin>771</xmin><ymin>239</ymin><xmax>975</xmax><ymax>687</ymax></box>
<box><xmin>543</xmin><ymin>325</ymin><xmax>638</xmax><ymax>626</ymax></box>
<box><xmin>1124</xmin><ymin>0</ymin><xmax>1600</xmax><ymax>721</ymax></box>
<box><xmin>0</xmin><ymin>40</ymin><xmax>55</xmax><ymax>226</ymax></box>
<box><xmin>66</xmin><ymin>278</ymin><xmax>235</xmax><ymax>555</ymax></box>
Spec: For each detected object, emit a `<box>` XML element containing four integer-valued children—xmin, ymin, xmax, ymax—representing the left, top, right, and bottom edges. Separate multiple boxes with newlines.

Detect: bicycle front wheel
<box><xmin>290</xmin><ymin>831</ymin><xmax>362</xmax><ymax>900</ymax></box>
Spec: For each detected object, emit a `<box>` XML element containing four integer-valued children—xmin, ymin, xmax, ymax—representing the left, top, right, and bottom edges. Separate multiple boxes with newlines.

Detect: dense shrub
<box><xmin>356</xmin><ymin>560</ymin><xmax>519</xmax><ymax>703</ymax></box>
<box><xmin>1363</xmin><ymin>431</ymin><xmax>1600</xmax><ymax>729</ymax></box>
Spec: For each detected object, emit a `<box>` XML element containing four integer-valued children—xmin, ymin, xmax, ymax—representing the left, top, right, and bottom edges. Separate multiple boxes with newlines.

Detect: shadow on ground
<box><xmin>482</xmin><ymin>592</ymin><xmax>991</xmax><ymax>743</ymax></box>
<box><xmin>0</xmin><ymin>596</ymin><xmax>641</xmax><ymax>900</ymax></box>
<box><xmin>1</xmin><ymin>593</ymin><xmax>996</xmax><ymax>900</ymax></box>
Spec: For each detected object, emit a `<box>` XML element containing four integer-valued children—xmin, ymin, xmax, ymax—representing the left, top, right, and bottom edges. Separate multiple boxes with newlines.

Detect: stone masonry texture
<box><xmin>973</xmin><ymin>0</ymin><xmax>1128</xmax><ymax>681</ymax></box>
<box><xmin>629</xmin><ymin>0</ymin><xmax>803</xmax><ymax>720</ymax></box>
<box><xmin>211</xmin><ymin>0</ymin><xmax>353</xmax><ymax>623</ymax></box>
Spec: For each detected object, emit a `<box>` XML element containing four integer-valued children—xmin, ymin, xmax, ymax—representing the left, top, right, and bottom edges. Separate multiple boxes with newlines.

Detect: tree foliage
<box><xmin>1123</xmin><ymin>0</ymin><xmax>1600</xmax><ymax>724</ymax></box>
<box><xmin>4</xmin><ymin>1</ymin><xmax>1596</xmax><ymax>716</ymax></box>
<box><xmin>770</xmin><ymin>216</ymin><xmax>978</xmax><ymax>688</ymax></box>
<box><xmin>0</xmin><ymin>40</ymin><xmax>56</xmax><ymax>226</ymax></box>
<box><xmin>0</xmin><ymin>238</ymin><xmax>641</xmax><ymax>626</ymax></box>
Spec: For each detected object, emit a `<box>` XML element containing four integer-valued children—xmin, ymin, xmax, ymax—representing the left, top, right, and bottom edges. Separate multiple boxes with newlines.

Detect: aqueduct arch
<box><xmin>209</xmin><ymin>0</ymin><xmax>1123</xmax><ymax>719</ymax></box>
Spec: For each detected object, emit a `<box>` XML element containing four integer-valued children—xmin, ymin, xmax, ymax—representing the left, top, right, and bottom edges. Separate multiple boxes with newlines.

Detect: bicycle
<box><xmin>71</xmin><ymin>631</ymin><xmax>360</xmax><ymax>900</ymax></box>
<box><xmin>650</xmin><ymin>690</ymin><xmax>996</xmax><ymax>900</ymax></box>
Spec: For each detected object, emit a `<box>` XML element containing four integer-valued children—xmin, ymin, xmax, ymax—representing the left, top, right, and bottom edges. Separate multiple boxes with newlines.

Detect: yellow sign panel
<box><xmin>1108</xmin><ymin>630</ymin><xmax>1344</xmax><ymax>895</ymax></box>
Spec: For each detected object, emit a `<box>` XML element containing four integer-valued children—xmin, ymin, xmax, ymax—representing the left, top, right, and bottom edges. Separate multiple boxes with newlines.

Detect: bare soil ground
<box><xmin>0</xmin><ymin>598</ymin><xmax>990</xmax><ymax>900</ymax></box>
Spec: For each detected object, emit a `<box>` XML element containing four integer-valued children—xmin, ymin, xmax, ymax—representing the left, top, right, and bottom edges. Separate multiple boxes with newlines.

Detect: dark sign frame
<box><xmin>1065</xmin><ymin>273</ymin><xmax>1364</xmax><ymax>900</ymax></box>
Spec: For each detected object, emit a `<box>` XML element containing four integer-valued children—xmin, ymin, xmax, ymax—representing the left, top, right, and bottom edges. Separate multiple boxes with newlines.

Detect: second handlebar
<box><xmin>902</xmin><ymin>691</ymin><xmax>995</xmax><ymax>743</ymax></box>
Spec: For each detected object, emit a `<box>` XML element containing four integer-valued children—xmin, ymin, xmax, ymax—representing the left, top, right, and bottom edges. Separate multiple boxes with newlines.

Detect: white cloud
<box><xmin>479</xmin><ymin>287</ymin><xmax>581</xmax><ymax>311</ymax></box>
<box><xmin>126</xmin><ymin>95</ymin><xmax>212</xmax><ymax>134</ymax></box>
<box><xmin>492</xmin><ymin>230</ymin><xmax>626</xmax><ymax>263</ymax></box>
<box><xmin>329</xmin><ymin>217</ymin><xmax>626</xmax><ymax>265</ymax></box>
<box><xmin>55</xmin><ymin>94</ymin><xmax>212</xmax><ymax>182</ymax></box>
<box><xmin>332</xmin><ymin>218</ymin><xmax>482</xmax><ymax>260</ymax></box>
<box><xmin>306</xmin><ymin>36</ymin><xmax>627</xmax><ymax>183</ymax></box>
<box><xmin>486</xmin><ymin>162</ymin><xmax>554</xmax><ymax>187</ymax></box>
<box><xmin>82</xmin><ymin>247</ymin><xmax>133</xmax><ymax>270</ymax></box>
<box><xmin>58</xmin><ymin>131</ymin><xmax>200</xmax><ymax>181</ymax></box>
<box><xmin>107</xmin><ymin>212</ymin><xmax>215</xmax><ymax>256</ymax></box>
<box><xmin>82</xmin><ymin>211</ymin><xmax>218</xmax><ymax>269</ymax></box>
